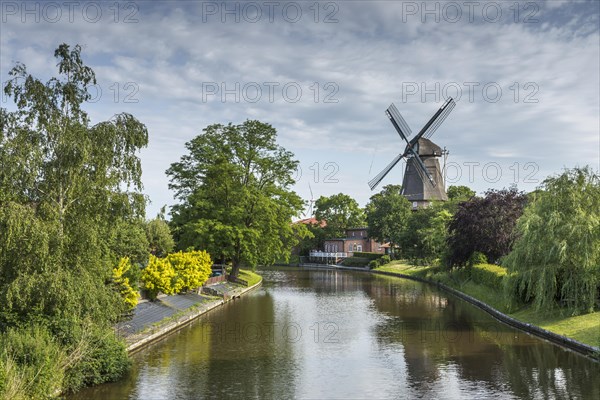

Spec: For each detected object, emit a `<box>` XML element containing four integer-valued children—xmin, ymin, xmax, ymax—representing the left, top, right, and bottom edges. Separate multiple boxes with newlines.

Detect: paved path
<box><xmin>116</xmin><ymin>291</ymin><xmax>234</xmax><ymax>338</ymax></box>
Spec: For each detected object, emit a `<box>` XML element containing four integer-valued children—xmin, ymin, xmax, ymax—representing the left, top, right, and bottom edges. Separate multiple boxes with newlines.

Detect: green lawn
<box><xmin>238</xmin><ymin>269</ymin><xmax>262</xmax><ymax>287</ymax></box>
<box><xmin>374</xmin><ymin>261</ymin><xmax>600</xmax><ymax>348</ymax></box>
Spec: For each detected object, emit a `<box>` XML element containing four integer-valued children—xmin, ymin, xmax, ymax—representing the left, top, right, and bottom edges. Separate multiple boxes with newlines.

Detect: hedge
<box><xmin>352</xmin><ymin>252</ymin><xmax>384</xmax><ymax>261</ymax></box>
<box><xmin>471</xmin><ymin>263</ymin><xmax>507</xmax><ymax>289</ymax></box>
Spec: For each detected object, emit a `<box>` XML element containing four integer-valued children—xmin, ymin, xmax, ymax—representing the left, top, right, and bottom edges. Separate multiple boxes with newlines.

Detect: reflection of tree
<box><xmin>364</xmin><ymin>274</ymin><xmax>600</xmax><ymax>399</ymax></box>
<box><xmin>170</xmin><ymin>291</ymin><xmax>298</xmax><ymax>399</ymax></box>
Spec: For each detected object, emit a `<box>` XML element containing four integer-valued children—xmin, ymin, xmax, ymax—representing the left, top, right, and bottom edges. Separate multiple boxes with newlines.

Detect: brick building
<box><xmin>323</xmin><ymin>227</ymin><xmax>386</xmax><ymax>256</ymax></box>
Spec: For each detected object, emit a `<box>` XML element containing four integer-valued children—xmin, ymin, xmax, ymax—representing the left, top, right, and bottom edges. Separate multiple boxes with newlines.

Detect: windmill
<box><xmin>368</xmin><ymin>97</ymin><xmax>456</xmax><ymax>209</ymax></box>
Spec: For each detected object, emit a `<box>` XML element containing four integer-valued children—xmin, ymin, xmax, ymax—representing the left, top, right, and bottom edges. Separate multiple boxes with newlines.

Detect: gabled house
<box><xmin>323</xmin><ymin>227</ymin><xmax>386</xmax><ymax>256</ymax></box>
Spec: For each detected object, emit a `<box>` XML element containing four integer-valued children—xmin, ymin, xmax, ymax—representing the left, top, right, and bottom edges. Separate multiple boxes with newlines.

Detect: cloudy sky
<box><xmin>1</xmin><ymin>0</ymin><xmax>599</xmax><ymax>218</ymax></box>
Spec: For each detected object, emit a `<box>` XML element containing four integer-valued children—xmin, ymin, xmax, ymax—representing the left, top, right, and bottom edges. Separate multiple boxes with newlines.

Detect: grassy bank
<box><xmin>375</xmin><ymin>261</ymin><xmax>600</xmax><ymax>349</ymax></box>
<box><xmin>238</xmin><ymin>269</ymin><xmax>262</xmax><ymax>287</ymax></box>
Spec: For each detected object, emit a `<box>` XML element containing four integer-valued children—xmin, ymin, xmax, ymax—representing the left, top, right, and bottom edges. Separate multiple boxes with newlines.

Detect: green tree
<box><xmin>503</xmin><ymin>167</ymin><xmax>600</xmax><ymax>314</ymax></box>
<box><xmin>365</xmin><ymin>185</ymin><xmax>411</xmax><ymax>257</ymax></box>
<box><xmin>0</xmin><ymin>44</ymin><xmax>148</xmax><ymax>393</ymax></box>
<box><xmin>146</xmin><ymin>217</ymin><xmax>175</xmax><ymax>257</ymax></box>
<box><xmin>447</xmin><ymin>185</ymin><xmax>475</xmax><ymax>201</ymax></box>
<box><xmin>167</xmin><ymin>120</ymin><xmax>304</xmax><ymax>277</ymax></box>
<box><xmin>315</xmin><ymin>193</ymin><xmax>366</xmax><ymax>238</ymax></box>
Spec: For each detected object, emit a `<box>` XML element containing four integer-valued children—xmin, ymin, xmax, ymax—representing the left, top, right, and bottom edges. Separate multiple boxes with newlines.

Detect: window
<box><xmin>357</xmin><ymin>245</ymin><xmax>362</xmax><ymax>252</ymax></box>
<box><xmin>349</xmin><ymin>244</ymin><xmax>353</xmax><ymax>251</ymax></box>
<box><xmin>352</xmin><ymin>231</ymin><xmax>355</xmax><ymax>237</ymax></box>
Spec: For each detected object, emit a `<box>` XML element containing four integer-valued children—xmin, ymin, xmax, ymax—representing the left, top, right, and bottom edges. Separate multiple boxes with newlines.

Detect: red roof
<box><xmin>294</xmin><ymin>217</ymin><xmax>327</xmax><ymax>227</ymax></box>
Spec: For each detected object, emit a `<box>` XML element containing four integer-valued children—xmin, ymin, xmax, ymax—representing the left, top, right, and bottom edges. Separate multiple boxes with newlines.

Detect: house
<box><xmin>323</xmin><ymin>227</ymin><xmax>386</xmax><ymax>256</ymax></box>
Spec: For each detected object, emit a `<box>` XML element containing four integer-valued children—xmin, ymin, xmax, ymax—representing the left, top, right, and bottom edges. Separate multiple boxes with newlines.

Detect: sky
<box><xmin>1</xmin><ymin>0</ymin><xmax>599</xmax><ymax>219</ymax></box>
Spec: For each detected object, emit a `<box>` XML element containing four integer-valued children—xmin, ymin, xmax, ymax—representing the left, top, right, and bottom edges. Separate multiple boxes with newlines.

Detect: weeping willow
<box><xmin>503</xmin><ymin>167</ymin><xmax>600</xmax><ymax>314</ymax></box>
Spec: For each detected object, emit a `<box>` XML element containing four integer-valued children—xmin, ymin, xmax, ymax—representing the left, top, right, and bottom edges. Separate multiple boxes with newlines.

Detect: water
<box><xmin>69</xmin><ymin>268</ymin><xmax>599</xmax><ymax>399</ymax></box>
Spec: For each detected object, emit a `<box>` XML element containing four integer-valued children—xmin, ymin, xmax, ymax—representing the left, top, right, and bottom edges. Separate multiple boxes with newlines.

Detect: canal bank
<box><xmin>120</xmin><ymin>273</ymin><xmax>263</xmax><ymax>354</ymax></box>
<box><xmin>300</xmin><ymin>263</ymin><xmax>600</xmax><ymax>361</ymax></box>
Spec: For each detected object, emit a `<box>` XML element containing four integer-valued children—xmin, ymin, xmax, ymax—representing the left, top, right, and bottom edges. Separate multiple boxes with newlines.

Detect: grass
<box><xmin>238</xmin><ymin>269</ymin><xmax>262</xmax><ymax>287</ymax></box>
<box><xmin>374</xmin><ymin>261</ymin><xmax>600</xmax><ymax>348</ymax></box>
<box><xmin>510</xmin><ymin>308</ymin><xmax>600</xmax><ymax>348</ymax></box>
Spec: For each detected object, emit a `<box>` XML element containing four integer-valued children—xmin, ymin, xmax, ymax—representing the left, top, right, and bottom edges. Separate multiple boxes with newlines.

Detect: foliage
<box><xmin>62</xmin><ymin>324</ymin><xmax>130</xmax><ymax>391</ymax></box>
<box><xmin>0</xmin><ymin>324</ymin><xmax>66</xmax><ymax>400</ymax></box>
<box><xmin>146</xmin><ymin>216</ymin><xmax>175</xmax><ymax>257</ymax></box>
<box><xmin>315</xmin><ymin>193</ymin><xmax>365</xmax><ymax>238</ymax></box>
<box><xmin>368</xmin><ymin>260</ymin><xmax>380</xmax><ymax>269</ymax></box>
<box><xmin>470</xmin><ymin>263</ymin><xmax>506</xmax><ymax>289</ymax></box>
<box><xmin>380</xmin><ymin>255</ymin><xmax>391</xmax><ymax>265</ymax></box>
<box><xmin>167</xmin><ymin>250</ymin><xmax>212</xmax><ymax>293</ymax></box>
<box><xmin>295</xmin><ymin>222</ymin><xmax>324</xmax><ymax>256</ymax></box>
<box><xmin>447</xmin><ymin>185</ymin><xmax>475</xmax><ymax>201</ymax></box>
<box><xmin>365</xmin><ymin>185</ymin><xmax>411</xmax><ymax>256</ymax></box>
<box><xmin>340</xmin><ymin>257</ymin><xmax>370</xmax><ymax>267</ymax></box>
<box><xmin>0</xmin><ymin>44</ymin><xmax>148</xmax><ymax>396</ymax></box>
<box><xmin>503</xmin><ymin>167</ymin><xmax>600</xmax><ymax>314</ymax></box>
<box><xmin>167</xmin><ymin>120</ymin><xmax>304</xmax><ymax>277</ymax></box>
<box><xmin>108</xmin><ymin>220</ymin><xmax>149</xmax><ymax>265</ymax></box>
<box><xmin>399</xmin><ymin>202</ymin><xmax>452</xmax><ymax>264</ymax></box>
<box><xmin>352</xmin><ymin>251</ymin><xmax>384</xmax><ymax>260</ymax></box>
<box><xmin>447</xmin><ymin>187</ymin><xmax>527</xmax><ymax>266</ymax></box>
<box><xmin>141</xmin><ymin>255</ymin><xmax>177</xmax><ymax>300</ymax></box>
<box><xmin>141</xmin><ymin>251</ymin><xmax>213</xmax><ymax>300</ymax></box>
<box><xmin>112</xmin><ymin>258</ymin><xmax>140</xmax><ymax>311</ymax></box>
<box><xmin>468</xmin><ymin>251</ymin><xmax>488</xmax><ymax>267</ymax></box>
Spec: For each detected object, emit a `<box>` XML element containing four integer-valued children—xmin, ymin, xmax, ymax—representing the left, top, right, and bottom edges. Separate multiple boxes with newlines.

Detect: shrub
<box><xmin>141</xmin><ymin>255</ymin><xmax>176</xmax><ymax>300</ymax></box>
<box><xmin>0</xmin><ymin>324</ymin><xmax>67</xmax><ymax>400</ymax></box>
<box><xmin>352</xmin><ymin>252</ymin><xmax>384</xmax><ymax>260</ymax></box>
<box><xmin>341</xmin><ymin>257</ymin><xmax>370</xmax><ymax>267</ymax></box>
<box><xmin>63</xmin><ymin>325</ymin><xmax>130</xmax><ymax>392</ymax></box>
<box><xmin>368</xmin><ymin>260</ymin><xmax>380</xmax><ymax>269</ymax></box>
<box><xmin>471</xmin><ymin>263</ymin><xmax>507</xmax><ymax>289</ymax></box>
<box><xmin>468</xmin><ymin>251</ymin><xmax>488</xmax><ymax>267</ymax></box>
<box><xmin>112</xmin><ymin>258</ymin><xmax>140</xmax><ymax>311</ymax></box>
<box><xmin>379</xmin><ymin>255</ymin><xmax>391</xmax><ymax>265</ymax></box>
<box><xmin>167</xmin><ymin>250</ymin><xmax>212</xmax><ymax>292</ymax></box>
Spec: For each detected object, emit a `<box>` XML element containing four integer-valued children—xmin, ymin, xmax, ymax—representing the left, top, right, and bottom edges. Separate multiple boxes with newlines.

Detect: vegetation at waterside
<box><xmin>374</xmin><ymin>261</ymin><xmax>600</xmax><ymax>349</ymax></box>
<box><xmin>167</xmin><ymin>120</ymin><xmax>310</xmax><ymax>278</ymax></box>
<box><xmin>298</xmin><ymin>168</ymin><xmax>599</xmax><ymax>345</ymax></box>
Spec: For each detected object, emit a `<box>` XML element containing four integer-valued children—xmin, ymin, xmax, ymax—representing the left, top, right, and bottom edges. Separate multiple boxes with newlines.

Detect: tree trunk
<box><xmin>229</xmin><ymin>261</ymin><xmax>240</xmax><ymax>279</ymax></box>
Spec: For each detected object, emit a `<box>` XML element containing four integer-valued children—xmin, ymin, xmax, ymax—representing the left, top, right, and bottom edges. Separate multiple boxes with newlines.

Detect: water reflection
<box><xmin>69</xmin><ymin>267</ymin><xmax>599</xmax><ymax>400</ymax></box>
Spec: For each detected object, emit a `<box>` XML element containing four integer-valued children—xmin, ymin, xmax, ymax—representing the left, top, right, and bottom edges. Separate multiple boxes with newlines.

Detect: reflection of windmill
<box><xmin>368</xmin><ymin>97</ymin><xmax>456</xmax><ymax>209</ymax></box>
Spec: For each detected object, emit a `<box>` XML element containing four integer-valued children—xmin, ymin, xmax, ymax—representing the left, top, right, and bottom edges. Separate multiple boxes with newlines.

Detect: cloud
<box><xmin>1</xmin><ymin>0</ymin><xmax>598</xmax><ymax>215</ymax></box>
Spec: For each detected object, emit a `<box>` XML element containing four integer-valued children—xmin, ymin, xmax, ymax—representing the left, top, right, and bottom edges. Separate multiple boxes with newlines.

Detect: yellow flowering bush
<box><xmin>141</xmin><ymin>255</ymin><xmax>177</xmax><ymax>300</ymax></box>
<box><xmin>112</xmin><ymin>258</ymin><xmax>140</xmax><ymax>310</ymax></box>
<box><xmin>167</xmin><ymin>250</ymin><xmax>213</xmax><ymax>293</ymax></box>
<box><xmin>141</xmin><ymin>251</ymin><xmax>212</xmax><ymax>300</ymax></box>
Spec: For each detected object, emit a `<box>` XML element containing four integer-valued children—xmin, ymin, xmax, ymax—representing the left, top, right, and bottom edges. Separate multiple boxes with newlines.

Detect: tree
<box><xmin>503</xmin><ymin>167</ymin><xmax>600</xmax><ymax>314</ymax></box>
<box><xmin>145</xmin><ymin>217</ymin><xmax>175</xmax><ymax>257</ymax></box>
<box><xmin>0</xmin><ymin>44</ymin><xmax>148</xmax><ymax>392</ymax></box>
<box><xmin>400</xmin><ymin>203</ymin><xmax>453</xmax><ymax>264</ymax></box>
<box><xmin>365</xmin><ymin>185</ymin><xmax>411</xmax><ymax>257</ymax></box>
<box><xmin>167</xmin><ymin>120</ymin><xmax>304</xmax><ymax>277</ymax></box>
<box><xmin>447</xmin><ymin>187</ymin><xmax>527</xmax><ymax>266</ymax></box>
<box><xmin>315</xmin><ymin>193</ymin><xmax>365</xmax><ymax>238</ymax></box>
<box><xmin>447</xmin><ymin>185</ymin><xmax>475</xmax><ymax>202</ymax></box>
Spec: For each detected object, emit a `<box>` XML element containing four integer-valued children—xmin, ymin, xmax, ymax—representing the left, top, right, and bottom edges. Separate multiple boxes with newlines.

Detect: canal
<box><xmin>70</xmin><ymin>267</ymin><xmax>599</xmax><ymax>399</ymax></box>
